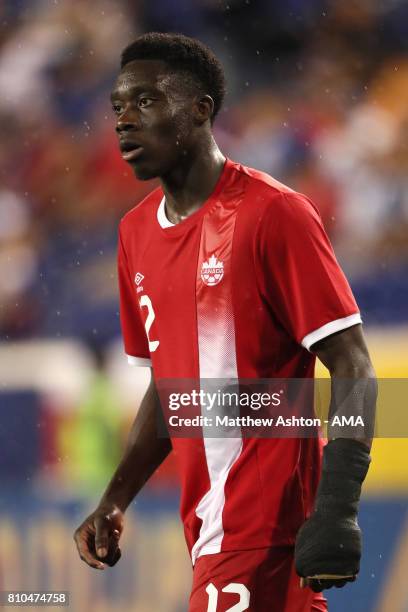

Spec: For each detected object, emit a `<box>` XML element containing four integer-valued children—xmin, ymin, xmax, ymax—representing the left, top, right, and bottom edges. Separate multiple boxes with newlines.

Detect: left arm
<box><xmin>257</xmin><ymin>192</ymin><xmax>377</xmax><ymax>591</ymax></box>
<box><xmin>295</xmin><ymin>324</ymin><xmax>377</xmax><ymax>592</ymax></box>
<box><xmin>313</xmin><ymin>323</ymin><xmax>377</xmax><ymax>449</ymax></box>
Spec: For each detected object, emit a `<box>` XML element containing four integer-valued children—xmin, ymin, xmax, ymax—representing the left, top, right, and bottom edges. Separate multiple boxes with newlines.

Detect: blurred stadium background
<box><xmin>0</xmin><ymin>1</ymin><xmax>407</xmax><ymax>610</ymax></box>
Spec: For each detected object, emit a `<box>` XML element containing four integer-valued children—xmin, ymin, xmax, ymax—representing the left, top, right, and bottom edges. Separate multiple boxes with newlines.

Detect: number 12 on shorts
<box><xmin>206</xmin><ymin>583</ymin><xmax>250</xmax><ymax>612</ymax></box>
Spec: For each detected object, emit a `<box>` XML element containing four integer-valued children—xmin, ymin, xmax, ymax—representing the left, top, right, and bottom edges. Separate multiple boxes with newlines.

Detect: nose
<box><xmin>115</xmin><ymin>107</ymin><xmax>140</xmax><ymax>134</ymax></box>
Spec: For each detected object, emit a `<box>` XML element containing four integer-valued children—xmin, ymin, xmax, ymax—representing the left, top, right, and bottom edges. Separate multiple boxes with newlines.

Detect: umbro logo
<box><xmin>135</xmin><ymin>272</ymin><xmax>144</xmax><ymax>286</ymax></box>
<box><xmin>201</xmin><ymin>255</ymin><xmax>224</xmax><ymax>286</ymax></box>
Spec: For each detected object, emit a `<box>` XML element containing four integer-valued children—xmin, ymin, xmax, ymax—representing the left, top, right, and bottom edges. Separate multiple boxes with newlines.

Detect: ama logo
<box><xmin>201</xmin><ymin>254</ymin><xmax>224</xmax><ymax>286</ymax></box>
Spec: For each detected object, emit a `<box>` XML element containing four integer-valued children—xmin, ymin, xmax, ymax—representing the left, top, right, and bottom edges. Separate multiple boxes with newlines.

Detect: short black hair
<box><xmin>121</xmin><ymin>32</ymin><xmax>226</xmax><ymax>121</ymax></box>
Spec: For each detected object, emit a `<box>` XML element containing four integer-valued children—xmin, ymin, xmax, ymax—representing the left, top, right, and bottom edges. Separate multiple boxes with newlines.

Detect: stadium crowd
<box><xmin>0</xmin><ymin>0</ymin><xmax>407</xmax><ymax>343</ymax></box>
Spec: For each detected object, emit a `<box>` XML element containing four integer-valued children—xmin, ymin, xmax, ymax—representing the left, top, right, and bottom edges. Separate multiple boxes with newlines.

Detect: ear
<box><xmin>192</xmin><ymin>95</ymin><xmax>214</xmax><ymax>125</ymax></box>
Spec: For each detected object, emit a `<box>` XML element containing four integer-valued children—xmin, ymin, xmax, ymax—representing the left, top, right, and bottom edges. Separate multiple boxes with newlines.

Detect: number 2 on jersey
<box><xmin>206</xmin><ymin>583</ymin><xmax>250</xmax><ymax>611</ymax></box>
<box><xmin>139</xmin><ymin>294</ymin><xmax>159</xmax><ymax>352</ymax></box>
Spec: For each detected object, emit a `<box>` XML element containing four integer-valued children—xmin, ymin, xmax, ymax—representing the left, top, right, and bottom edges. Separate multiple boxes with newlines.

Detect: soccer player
<box><xmin>74</xmin><ymin>33</ymin><xmax>376</xmax><ymax>611</ymax></box>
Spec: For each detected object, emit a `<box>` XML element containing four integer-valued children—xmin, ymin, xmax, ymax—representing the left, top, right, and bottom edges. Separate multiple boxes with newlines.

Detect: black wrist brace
<box><xmin>315</xmin><ymin>438</ymin><xmax>371</xmax><ymax>517</ymax></box>
<box><xmin>295</xmin><ymin>438</ymin><xmax>371</xmax><ymax>579</ymax></box>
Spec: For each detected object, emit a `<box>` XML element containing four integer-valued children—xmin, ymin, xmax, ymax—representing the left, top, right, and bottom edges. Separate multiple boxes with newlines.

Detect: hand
<box><xmin>74</xmin><ymin>504</ymin><xmax>124</xmax><ymax>570</ymax></box>
<box><xmin>295</xmin><ymin>512</ymin><xmax>361</xmax><ymax>592</ymax></box>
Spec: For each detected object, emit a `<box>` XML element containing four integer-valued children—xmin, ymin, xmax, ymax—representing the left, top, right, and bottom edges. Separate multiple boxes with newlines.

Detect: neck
<box><xmin>160</xmin><ymin>135</ymin><xmax>226</xmax><ymax>224</ymax></box>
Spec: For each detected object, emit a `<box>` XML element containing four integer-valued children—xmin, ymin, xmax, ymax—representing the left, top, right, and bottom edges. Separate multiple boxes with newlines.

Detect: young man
<box><xmin>74</xmin><ymin>33</ymin><xmax>376</xmax><ymax>611</ymax></box>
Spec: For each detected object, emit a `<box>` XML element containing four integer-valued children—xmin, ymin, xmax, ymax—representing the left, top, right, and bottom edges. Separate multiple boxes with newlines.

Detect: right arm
<box><xmin>74</xmin><ymin>370</ymin><xmax>172</xmax><ymax>569</ymax></box>
<box><xmin>100</xmin><ymin>369</ymin><xmax>171</xmax><ymax>512</ymax></box>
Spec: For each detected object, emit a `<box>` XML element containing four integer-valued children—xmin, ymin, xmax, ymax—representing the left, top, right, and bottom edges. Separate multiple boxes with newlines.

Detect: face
<box><xmin>111</xmin><ymin>60</ymin><xmax>197</xmax><ymax>180</ymax></box>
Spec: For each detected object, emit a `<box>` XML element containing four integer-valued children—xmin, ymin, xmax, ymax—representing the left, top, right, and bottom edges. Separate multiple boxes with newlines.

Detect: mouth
<box><xmin>119</xmin><ymin>141</ymin><xmax>144</xmax><ymax>161</ymax></box>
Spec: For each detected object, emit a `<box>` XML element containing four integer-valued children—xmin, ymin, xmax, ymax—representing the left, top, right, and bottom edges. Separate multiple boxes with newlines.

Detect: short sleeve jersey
<box><xmin>118</xmin><ymin>158</ymin><xmax>361</xmax><ymax>563</ymax></box>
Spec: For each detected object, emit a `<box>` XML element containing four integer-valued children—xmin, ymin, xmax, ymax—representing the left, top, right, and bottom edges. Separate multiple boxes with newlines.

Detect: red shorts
<box><xmin>189</xmin><ymin>547</ymin><xmax>328</xmax><ymax>612</ymax></box>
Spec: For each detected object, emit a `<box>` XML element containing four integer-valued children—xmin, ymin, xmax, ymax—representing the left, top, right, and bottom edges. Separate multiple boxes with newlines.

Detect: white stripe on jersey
<box><xmin>191</xmin><ymin>203</ymin><xmax>243</xmax><ymax>565</ymax></box>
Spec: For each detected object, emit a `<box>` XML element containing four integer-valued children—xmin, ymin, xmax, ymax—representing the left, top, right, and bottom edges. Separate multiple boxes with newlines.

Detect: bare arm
<box><xmin>295</xmin><ymin>324</ymin><xmax>377</xmax><ymax>591</ymax></box>
<box><xmin>100</xmin><ymin>369</ymin><xmax>172</xmax><ymax>511</ymax></box>
<box><xmin>74</xmin><ymin>369</ymin><xmax>172</xmax><ymax>569</ymax></box>
<box><xmin>312</xmin><ymin>324</ymin><xmax>377</xmax><ymax>448</ymax></box>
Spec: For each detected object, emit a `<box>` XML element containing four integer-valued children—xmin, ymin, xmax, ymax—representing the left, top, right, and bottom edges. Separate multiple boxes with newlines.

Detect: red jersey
<box><xmin>117</xmin><ymin>158</ymin><xmax>361</xmax><ymax>564</ymax></box>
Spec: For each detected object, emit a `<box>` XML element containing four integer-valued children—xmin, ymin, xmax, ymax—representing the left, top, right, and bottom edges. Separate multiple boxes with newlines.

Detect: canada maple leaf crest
<box><xmin>201</xmin><ymin>255</ymin><xmax>224</xmax><ymax>286</ymax></box>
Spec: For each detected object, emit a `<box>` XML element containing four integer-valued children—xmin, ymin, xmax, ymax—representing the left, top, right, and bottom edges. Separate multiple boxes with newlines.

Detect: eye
<box><xmin>112</xmin><ymin>103</ymin><xmax>123</xmax><ymax>115</ymax></box>
<box><xmin>139</xmin><ymin>97</ymin><xmax>153</xmax><ymax>108</ymax></box>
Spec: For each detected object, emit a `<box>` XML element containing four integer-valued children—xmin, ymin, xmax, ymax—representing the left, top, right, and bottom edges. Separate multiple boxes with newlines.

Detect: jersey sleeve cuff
<box><xmin>127</xmin><ymin>354</ymin><xmax>152</xmax><ymax>367</ymax></box>
<box><xmin>301</xmin><ymin>312</ymin><xmax>362</xmax><ymax>351</ymax></box>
